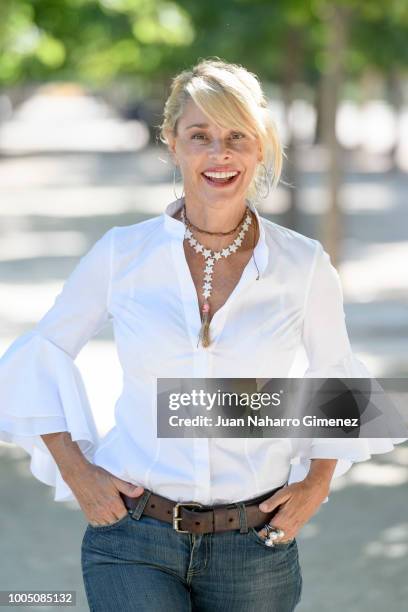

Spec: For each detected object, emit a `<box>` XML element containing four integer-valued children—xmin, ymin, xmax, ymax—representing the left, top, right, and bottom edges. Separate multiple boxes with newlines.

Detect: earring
<box><xmin>255</xmin><ymin>162</ymin><xmax>271</xmax><ymax>200</ymax></box>
<box><xmin>173</xmin><ymin>165</ymin><xmax>185</xmax><ymax>200</ymax></box>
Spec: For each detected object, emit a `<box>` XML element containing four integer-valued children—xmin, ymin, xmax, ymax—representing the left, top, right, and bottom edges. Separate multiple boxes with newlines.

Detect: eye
<box><xmin>191</xmin><ymin>133</ymin><xmax>208</xmax><ymax>141</ymax></box>
<box><xmin>230</xmin><ymin>132</ymin><xmax>245</xmax><ymax>140</ymax></box>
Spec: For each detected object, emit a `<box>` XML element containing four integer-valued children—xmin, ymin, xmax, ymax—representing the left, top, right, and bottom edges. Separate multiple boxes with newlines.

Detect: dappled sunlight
<box><xmin>0</xmin><ymin>116</ymin><xmax>148</xmax><ymax>153</ymax></box>
<box><xmin>340</xmin><ymin>242</ymin><xmax>408</xmax><ymax>301</ymax></box>
<box><xmin>300</xmin><ymin>182</ymin><xmax>397</xmax><ymax>215</ymax></box>
<box><xmin>0</xmin><ymin>184</ymin><xmax>174</xmax><ymax>217</ymax></box>
<box><xmin>342</xmin><ymin>182</ymin><xmax>396</xmax><ymax>212</ymax></box>
<box><xmin>298</xmin><ymin>186</ymin><xmax>327</xmax><ymax>214</ymax></box>
<box><xmin>330</xmin><ymin>459</ymin><xmax>408</xmax><ymax>493</ymax></box>
<box><xmin>346</xmin><ymin>461</ymin><xmax>408</xmax><ymax>486</ymax></box>
<box><xmin>364</xmin><ymin>523</ymin><xmax>408</xmax><ymax>559</ymax></box>
<box><xmin>355</xmin><ymin>101</ymin><xmax>397</xmax><ymax>155</ymax></box>
<box><xmin>0</xmin><ymin>86</ymin><xmax>149</xmax><ymax>154</ymax></box>
<box><xmin>270</xmin><ymin>98</ymin><xmax>407</xmax><ymax>165</ymax></box>
<box><xmin>0</xmin><ymin>231</ymin><xmax>88</xmax><ymax>261</ymax></box>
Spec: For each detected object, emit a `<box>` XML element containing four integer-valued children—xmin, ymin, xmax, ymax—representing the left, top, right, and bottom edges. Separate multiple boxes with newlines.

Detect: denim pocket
<box><xmin>87</xmin><ymin>510</ymin><xmax>132</xmax><ymax>532</ymax></box>
<box><xmin>248</xmin><ymin>527</ymin><xmax>295</xmax><ymax>549</ymax></box>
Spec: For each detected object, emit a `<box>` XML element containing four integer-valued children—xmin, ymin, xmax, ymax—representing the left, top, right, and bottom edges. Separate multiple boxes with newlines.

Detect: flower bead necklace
<box><xmin>180</xmin><ymin>204</ymin><xmax>252</xmax><ymax>348</ymax></box>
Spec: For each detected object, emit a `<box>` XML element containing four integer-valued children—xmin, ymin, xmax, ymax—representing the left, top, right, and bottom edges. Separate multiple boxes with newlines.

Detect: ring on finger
<box><xmin>262</xmin><ymin>523</ymin><xmax>285</xmax><ymax>546</ymax></box>
<box><xmin>264</xmin><ymin>524</ymin><xmax>285</xmax><ymax>539</ymax></box>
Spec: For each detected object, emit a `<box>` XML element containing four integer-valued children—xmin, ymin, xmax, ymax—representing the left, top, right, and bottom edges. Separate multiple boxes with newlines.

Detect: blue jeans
<box><xmin>81</xmin><ymin>503</ymin><xmax>303</xmax><ymax>612</ymax></box>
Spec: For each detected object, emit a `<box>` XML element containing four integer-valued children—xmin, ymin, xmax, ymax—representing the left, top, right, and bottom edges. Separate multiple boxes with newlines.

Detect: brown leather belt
<box><xmin>120</xmin><ymin>483</ymin><xmax>287</xmax><ymax>535</ymax></box>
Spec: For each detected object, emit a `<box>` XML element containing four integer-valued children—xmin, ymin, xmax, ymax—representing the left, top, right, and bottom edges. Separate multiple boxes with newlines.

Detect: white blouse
<box><xmin>0</xmin><ymin>197</ymin><xmax>406</xmax><ymax>508</ymax></box>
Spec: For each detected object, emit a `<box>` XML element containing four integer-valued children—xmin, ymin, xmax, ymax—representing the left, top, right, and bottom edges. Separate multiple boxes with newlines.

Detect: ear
<box><xmin>166</xmin><ymin>131</ymin><xmax>178</xmax><ymax>165</ymax></box>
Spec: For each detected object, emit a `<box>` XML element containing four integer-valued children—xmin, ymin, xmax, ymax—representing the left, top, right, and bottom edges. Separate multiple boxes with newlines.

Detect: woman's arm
<box><xmin>41</xmin><ymin>432</ymin><xmax>91</xmax><ymax>482</ymax></box>
<box><xmin>303</xmin><ymin>458</ymin><xmax>338</xmax><ymax>492</ymax></box>
<box><xmin>256</xmin><ymin>458</ymin><xmax>338</xmax><ymax>542</ymax></box>
<box><xmin>41</xmin><ymin>432</ymin><xmax>145</xmax><ymax>526</ymax></box>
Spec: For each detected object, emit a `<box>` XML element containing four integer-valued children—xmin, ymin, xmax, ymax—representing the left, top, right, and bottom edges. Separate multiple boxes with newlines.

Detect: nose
<box><xmin>209</xmin><ymin>137</ymin><xmax>232</xmax><ymax>158</ymax></box>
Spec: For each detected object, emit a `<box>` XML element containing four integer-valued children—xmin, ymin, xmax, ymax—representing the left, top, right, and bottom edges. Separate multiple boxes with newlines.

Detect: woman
<box><xmin>0</xmin><ymin>58</ymin><xmax>406</xmax><ymax>612</ymax></box>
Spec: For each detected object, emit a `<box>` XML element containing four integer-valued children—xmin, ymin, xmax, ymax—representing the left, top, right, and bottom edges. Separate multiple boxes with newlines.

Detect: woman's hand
<box><xmin>64</xmin><ymin>463</ymin><xmax>145</xmax><ymax>527</ymax></box>
<box><xmin>255</xmin><ymin>479</ymin><xmax>330</xmax><ymax>543</ymax></box>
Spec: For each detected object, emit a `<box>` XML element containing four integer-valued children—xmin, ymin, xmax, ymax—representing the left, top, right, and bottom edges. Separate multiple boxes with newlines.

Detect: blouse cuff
<box><xmin>293</xmin><ymin>347</ymin><xmax>408</xmax><ymax>501</ymax></box>
<box><xmin>0</xmin><ymin>331</ymin><xmax>100</xmax><ymax>503</ymax></box>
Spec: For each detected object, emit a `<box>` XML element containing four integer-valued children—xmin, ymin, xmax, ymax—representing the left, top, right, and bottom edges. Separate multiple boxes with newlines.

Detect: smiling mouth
<box><xmin>201</xmin><ymin>171</ymin><xmax>241</xmax><ymax>187</ymax></box>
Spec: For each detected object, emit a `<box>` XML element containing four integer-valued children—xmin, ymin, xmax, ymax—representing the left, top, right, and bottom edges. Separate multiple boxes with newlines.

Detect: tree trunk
<box><xmin>280</xmin><ymin>27</ymin><xmax>304</xmax><ymax>232</ymax></box>
<box><xmin>319</xmin><ymin>4</ymin><xmax>351</xmax><ymax>267</ymax></box>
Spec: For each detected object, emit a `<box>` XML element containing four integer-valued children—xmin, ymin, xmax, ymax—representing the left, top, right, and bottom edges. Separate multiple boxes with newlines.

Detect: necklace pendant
<box><xmin>199</xmin><ymin>301</ymin><xmax>211</xmax><ymax>348</ymax></box>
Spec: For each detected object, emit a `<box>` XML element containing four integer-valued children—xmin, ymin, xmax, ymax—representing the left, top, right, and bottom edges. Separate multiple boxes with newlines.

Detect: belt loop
<box><xmin>130</xmin><ymin>490</ymin><xmax>152</xmax><ymax>520</ymax></box>
<box><xmin>235</xmin><ymin>502</ymin><xmax>249</xmax><ymax>534</ymax></box>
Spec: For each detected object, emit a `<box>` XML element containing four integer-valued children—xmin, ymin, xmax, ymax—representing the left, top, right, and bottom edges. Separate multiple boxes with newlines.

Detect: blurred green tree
<box><xmin>1</xmin><ymin>0</ymin><xmax>408</xmax><ymax>257</ymax></box>
<box><xmin>0</xmin><ymin>0</ymin><xmax>194</xmax><ymax>87</ymax></box>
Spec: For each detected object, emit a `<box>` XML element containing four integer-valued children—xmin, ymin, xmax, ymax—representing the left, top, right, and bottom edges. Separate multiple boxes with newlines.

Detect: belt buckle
<box><xmin>173</xmin><ymin>502</ymin><xmax>203</xmax><ymax>533</ymax></box>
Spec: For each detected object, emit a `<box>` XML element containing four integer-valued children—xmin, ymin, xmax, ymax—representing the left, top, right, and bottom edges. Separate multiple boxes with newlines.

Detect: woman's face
<box><xmin>168</xmin><ymin>98</ymin><xmax>262</xmax><ymax>210</ymax></box>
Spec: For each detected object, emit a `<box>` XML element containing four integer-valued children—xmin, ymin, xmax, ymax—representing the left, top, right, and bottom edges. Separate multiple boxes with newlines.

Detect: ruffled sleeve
<box><xmin>0</xmin><ymin>227</ymin><xmax>116</xmax><ymax>503</ymax></box>
<box><xmin>287</xmin><ymin>241</ymin><xmax>407</xmax><ymax>497</ymax></box>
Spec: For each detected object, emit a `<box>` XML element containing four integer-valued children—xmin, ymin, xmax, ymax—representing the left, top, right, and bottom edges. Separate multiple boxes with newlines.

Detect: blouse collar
<box><xmin>162</xmin><ymin>197</ymin><xmax>269</xmax><ymax>278</ymax></box>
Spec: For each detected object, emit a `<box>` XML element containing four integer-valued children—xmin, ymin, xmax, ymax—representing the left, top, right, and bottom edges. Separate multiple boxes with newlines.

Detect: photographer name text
<box><xmin>167</xmin><ymin>415</ymin><xmax>360</xmax><ymax>428</ymax></box>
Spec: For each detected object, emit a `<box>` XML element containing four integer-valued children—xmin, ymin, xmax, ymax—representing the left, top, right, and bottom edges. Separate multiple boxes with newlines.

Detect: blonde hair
<box><xmin>159</xmin><ymin>57</ymin><xmax>283</xmax><ymax>201</ymax></box>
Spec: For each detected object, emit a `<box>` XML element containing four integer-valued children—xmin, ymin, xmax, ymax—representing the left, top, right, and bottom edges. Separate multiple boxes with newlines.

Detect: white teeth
<box><xmin>203</xmin><ymin>171</ymin><xmax>238</xmax><ymax>179</ymax></box>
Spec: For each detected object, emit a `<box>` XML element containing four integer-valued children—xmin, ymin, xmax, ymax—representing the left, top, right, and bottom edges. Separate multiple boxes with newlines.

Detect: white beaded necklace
<box><xmin>180</xmin><ymin>204</ymin><xmax>252</xmax><ymax>348</ymax></box>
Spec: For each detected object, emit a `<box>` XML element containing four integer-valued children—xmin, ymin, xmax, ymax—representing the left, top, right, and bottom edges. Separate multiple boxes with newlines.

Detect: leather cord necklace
<box><xmin>184</xmin><ymin>207</ymin><xmax>248</xmax><ymax>237</ymax></box>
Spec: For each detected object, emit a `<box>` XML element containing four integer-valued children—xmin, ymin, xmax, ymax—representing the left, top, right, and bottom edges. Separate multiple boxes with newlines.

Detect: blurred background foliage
<box><xmin>1</xmin><ymin>0</ymin><xmax>408</xmax><ymax>260</ymax></box>
<box><xmin>1</xmin><ymin>0</ymin><xmax>408</xmax><ymax>88</ymax></box>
